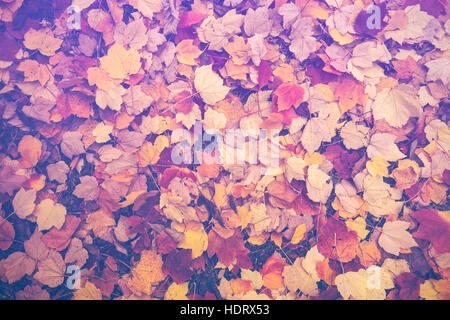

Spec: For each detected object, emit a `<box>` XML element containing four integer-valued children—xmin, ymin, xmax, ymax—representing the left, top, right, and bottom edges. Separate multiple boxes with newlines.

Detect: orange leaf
<box><xmin>231</xmin><ymin>278</ymin><xmax>253</xmax><ymax>295</ymax></box>
<box><xmin>261</xmin><ymin>254</ymin><xmax>287</xmax><ymax>289</ymax></box>
<box><xmin>197</xmin><ymin>163</ymin><xmax>221</xmax><ymax>179</ymax></box>
<box><xmin>274</xmin><ymin>83</ymin><xmax>304</xmax><ymax>111</ymax></box>
<box><xmin>176</xmin><ymin>39</ymin><xmax>202</xmax><ymax>66</ymax></box>
<box><xmin>18</xmin><ymin>135</ymin><xmax>42</xmax><ymax>169</ymax></box>
<box><xmin>334</xmin><ymin>78</ymin><xmax>367</xmax><ymax>113</ymax></box>
<box><xmin>393</xmin><ymin>56</ymin><xmax>417</xmax><ymax>79</ymax></box>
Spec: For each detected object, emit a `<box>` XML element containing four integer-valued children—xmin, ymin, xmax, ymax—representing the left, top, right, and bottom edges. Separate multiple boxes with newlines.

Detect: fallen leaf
<box><xmin>378</xmin><ymin>221</ymin><xmax>418</xmax><ymax>256</ymax></box>
<box><xmin>194</xmin><ymin>65</ymin><xmax>230</xmax><ymax>105</ymax></box>
<box><xmin>34</xmin><ymin>199</ymin><xmax>67</xmax><ymax>232</ymax></box>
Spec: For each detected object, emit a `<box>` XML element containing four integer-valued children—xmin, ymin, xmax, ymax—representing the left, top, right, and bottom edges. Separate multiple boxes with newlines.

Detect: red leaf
<box><xmin>0</xmin><ymin>219</ymin><xmax>15</xmax><ymax>250</ymax></box>
<box><xmin>174</xmin><ymin>90</ymin><xmax>194</xmax><ymax>114</ymax></box>
<box><xmin>155</xmin><ymin>230</ymin><xmax>178</xmax><ymax>255</ymax></box>
<box><xmin>178</xmin><ymin>11</ymin><xmax>207</xmax><ymax>29</ymax></box>
<box><xmin>258</xmin><ymin>60</ymin><xmax>272</xmax><ymax>88</ymax></box>
<box><xmin>323</xmin><ymin>145</ymin><xmax>360</xmax><ymax>180</ymax></box>
<box><xmin>163</xmin><ymin>249</ymin><xmax>194</xmax><ymax>284</ymax></box>
<box><xmin>273</xmin><ymin>83</ymin><xmax>304</xmax><ymax>112</ymax></box>
<box><xmin>317</xmin><ymin>216</ymin><xmax>359</xmax><ymax>263</ymax></box>
<box><xmin>41</xmin><ymin>215</ymin><xmax>81</xmax><ymax>251</ymax></box>
<box><xmin>207</xmin><ymin>230</ymin><xmax>249</xmax><ymax>267</ymax></box>
<box><xmin>395</xmin><ymin>272</ymin><xmax>422</xmax><ymax>300</ymax></box>
<box><xmin>412</xmin><ymin>209</ymin><xmax>450</xmax><ymax>254</ymax></box>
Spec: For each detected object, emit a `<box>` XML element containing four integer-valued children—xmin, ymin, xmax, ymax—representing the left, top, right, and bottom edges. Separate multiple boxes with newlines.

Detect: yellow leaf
<box><xmin>165</xmin><ymin>282</ymin><xmax>189</xmax><ymax>300</ymax></box>
<box><xmin>291</xmin><ymin>224</ymin><xmax>306</xmax><ymax>244</ymax></box>
<box><xmin>366</xmin><ymin>156</ymin><xmax>390</xmax><ymax>177</ymax></box>
<box><xmin>120</xmin><ymin>190</ymin><xmax>146</xmax><ymax>208</ymax></box>
<box><xmin>93</xmin><ymin>122</ymin><xmax>113</xmax><ymax>143</ymax></box>
<box><xmin>23</xmin><ymin>28</ymin><xmax>63</xmax><ymax>56</ymax></box>
<box><xmin>345</xmin><ymin>217</ymin><xmax>369</xmax><ymax>240</ymax></box>
<box><xmin>273</xmin><ymin>63</ymin><xmax>294</xmax><ymax>82</ymax></box>
<box><xmin>138</xmin><ymin>135</ymin><xmax>169</xmax><ymax>167</ymax></box>
<box><xmin>282</xmin><ymin>258</ymin><xmax>317</xmax><ymax>295</ymax></box>
<box><xmin>329</xmin><ymin>28</ymin><xmax>355</xmax><ymax>45</ymax></box>
<box><xmin>225</xmin><ymin>60</ymin><xmax>249</xmax><ymax>80</ymax></box>
<box><xmin>34</xmin><ymin>199</ymin><xmax>66</xmax><ymax>231</ymax></box>
<box><xmin>271</xmin><ymin>233</ymin><xmax>283</xmax><ymax>247</ymax></box>
<box><xmin>176</xmin><ymin>39</ymin><xmax>202</xmax><ymax>66</ymax></box>
<box><xmin>247</xmin><ymin>235</ymin><xmax>266</xmax><ymax>246</ymax></box>
<box><xmin>420</xmin><ymin>279</ymin><xmax>450</xmax><ymax>300</ymax></box>
<box><xmin>357</xmin><ymin>242</ymin><xmax>381</xmax><ymax>268</ymax></box>
<box><xmin>17</xmin><ymin>60</ymin><xmax>50</xmax><ymax>86</ymax></box>
<box><xmin>391</xmin><ymin>159</ymin><xmax>420</xmax><ymax>190</ymax></box>
<box><xmin>178</xmin><ymin>224</ymin><xmax>208</xmax><ymax>259</ymax></box>
<box><xmin>128</xmin><ymin>250</ymin><xmax>165</xmax><ymax>295</ymax></box>
<box><xmin>73</xmin><ymin>281</ymin><xmax>102</xmax><ymax>300</ymax></box>
<box><xmin>213</xmin><ymin>183</ymin><xmax>227</xmax><ymax>209</ymax></box>
<box><xmin>100</xmin><ymin>43</ymin><xmax>141</xmax><ymax>79</ymax></box>
<box><xmin>304</xmin><ymin>152</ymin><xmax>323</xmax><ymax>165</ymax></box>
<box><xmin>237</xmin><ymin>205</ymin><xmax>251</xmax><ymax>230</ymax></box>
<box><xmin>87</xmin><ymin>67</ymin><xmax>113</xmax><ymax>91</ymax></box>
<box><xmin>335</xmin><ymin>267</ymin><xmax>394</xmax><ymax>300</ymax></box>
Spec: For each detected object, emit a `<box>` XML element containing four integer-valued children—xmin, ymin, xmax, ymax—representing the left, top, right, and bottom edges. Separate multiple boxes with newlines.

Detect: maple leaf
<box><xmin>207</xmin><ymin>230</ymin><xmax>250</xmax><ymax>267</ymax></box>
<box><xmin>378</xmin><ymin>221</ymin><xmax>418</xmax><ymax>256</ymax></box>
